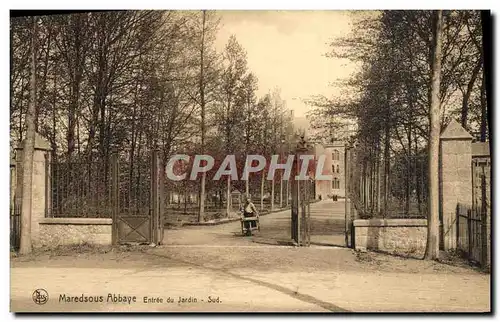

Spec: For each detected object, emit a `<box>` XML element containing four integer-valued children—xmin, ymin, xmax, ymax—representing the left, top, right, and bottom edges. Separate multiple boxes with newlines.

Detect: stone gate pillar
<box><xmin>15</xmin><ymin>133</ymin><xmax>52</xmax><ymax>248</ymax></box>
<box><xmin>439</xmin><ymin>119</ymin><xmax>472</xmax><ymax>250</ymax></box>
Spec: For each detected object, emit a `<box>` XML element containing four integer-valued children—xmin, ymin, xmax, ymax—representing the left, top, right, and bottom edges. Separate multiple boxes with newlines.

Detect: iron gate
<box><xmin>456</xmin><ymin>157</ymin><xmax>490</xmax><ymax>268</ymax></box>
<box><xmin>456</xmin><ymin>204</ymin><xmax>483</xmax><ymax>265</ymax></box>
<box><xmin>111</xmin><ymin>151</ymin><xmax>163</xmax><ymax>245</ymax></box>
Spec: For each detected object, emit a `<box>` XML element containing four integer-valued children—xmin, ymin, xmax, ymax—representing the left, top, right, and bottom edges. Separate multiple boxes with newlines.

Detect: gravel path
<box><xmin>10</xmin><ymin>201</ymin><xmax>490</xmax><ymax>312</ymax></box>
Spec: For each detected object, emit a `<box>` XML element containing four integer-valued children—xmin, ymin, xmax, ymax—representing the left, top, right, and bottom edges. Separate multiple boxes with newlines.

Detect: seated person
<box><xmin>241</xmin><ymin>195</ymin><xmax>259</xmax><ymax>233</ymax></box>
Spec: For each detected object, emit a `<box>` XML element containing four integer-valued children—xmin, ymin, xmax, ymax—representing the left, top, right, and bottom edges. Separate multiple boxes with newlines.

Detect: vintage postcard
<box><xmin>9</xmin><ymin>9</ymin><xmax>491</xmax><ymax>313</ymax></box>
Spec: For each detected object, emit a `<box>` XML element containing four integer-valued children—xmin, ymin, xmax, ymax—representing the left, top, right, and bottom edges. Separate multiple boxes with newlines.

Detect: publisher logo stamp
<box><xmin>32</xmin><ymin>289</ymin><xmax>49</xmax><ymax>305</ymax></box>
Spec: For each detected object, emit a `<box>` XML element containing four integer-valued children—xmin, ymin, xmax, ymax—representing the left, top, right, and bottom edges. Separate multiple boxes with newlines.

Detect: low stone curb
<box><xmin>166</xmin><ymin>199</ymin><xmax>321</xmax><ymax>227</ymax></box>
<box><xmin>172</xmin><ymin>206</ymin><xmax>293</xmax><ymax>227</ymax></box>
<box><xmin>182</xmin><ymin>217</ymin><xmax>241</xmax><ymax>226</ymax></box>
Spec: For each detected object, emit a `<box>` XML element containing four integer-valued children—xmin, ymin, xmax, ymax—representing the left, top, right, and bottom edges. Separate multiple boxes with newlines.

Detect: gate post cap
<box><xmin>16</xmin><ymin>132</ymin><xmax>52</xmax><ymax>151</ymax></box>
<box><xmin>440</xmin><ymin>119</ymin><xmax>473</xmax><ymax>140</ymax></box>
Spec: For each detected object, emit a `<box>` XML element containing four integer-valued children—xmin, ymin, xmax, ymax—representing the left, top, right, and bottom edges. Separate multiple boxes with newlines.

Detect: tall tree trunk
<box><xmin>128</xmin><ymin>84</ymin><xmax>138</xmax><ymax>209</ymax></box>
<box><xmin>405</xmin><ymin>126</ymin><xmax>412</xmax><ymax>216</ymax></box>
<box><xmin>363</xmin><ymin>161</ymin><xmax>367</xmax><ymax>214</ymax></box>
<box><xmin>184</xmin><ymin>180</ymin><xmax>188</xmax><ymax>214</ymax></box>
<box><xmin>9</xmin><ymin>19</ymin><xmax>14</xmax><ymax>132</ymax></box>
<box><xmin>245</xmin><ymin>154</ymin><xmax>249</xmax><ymax>197</ymax></box>
<box><xmin>226</xmin><ymin>176</ymin><xmax>231</xmax><ymax>216</ymax></box>
<box><xmin>414</xmin><ymin>129</ymin><xmax>422</xmax><ymax>216</ymax></box>
<box><xmin>286</xmin><ymin>179</ymin><xmax>289</xmax><ymax>207</ymax></box>
<box><xmin>19</xmin><ymin>16</ymin><xmax>37</xmax><ymax>255</ymax></box>
<box><xmin>51</xmin><ymin>72</ymin><xmax>57</xmax><ymax>159</ymax></box>
<box><xmin>480</xmin><ymin>11</ymin><xmax>491</xmax><ymax>145</ymax></box>
<box><xmin>280</xmin><ymin>173</ymin><xmax>283</xmax><ymax>208</ymax></box>
<box><xmin>383</xmin><ymin>100</ymin><xmax>391</xmax><ymax>216</ymax></box>
<box><xmin>67</xmin><ymin>46</ymin><xmax>84</xmax><ymax>160</ymax></box>
<box><xmin>425</xmin><ymin>10</ymin><xmax>443</xmax><ymax>260</ymax></box>
<box><xmin>198</xmin><ymin>10</ymin><xmax>207</xmax><ymax>223</ymax></box>
<box><xmin>480</xmin><ymin>71</ymin><xmax>487</xmax><ymax>141</ymax></box>
<box><xmin>376</xmin><ymin>143</ymin><xmax>381</xmax><ymax>214</ymax></box>
<box><xmin>367</xmin><ymin>154</ymin><xmax>372</xmax><ymax>213</ymax></box>
<box><xmin>35</xmin><ymin>30</ymin><xmax>52</xmax><ymax>133</ymax></box>
<box><xmin>18</xmin><ymin>77</ymin><xmax>25</xmax><ymax>142</ymax></box>
<box><xmin>460</xmin><ymin>58</ymin><xmax>482</xmax><ymax>130</ymax></box>
<box><xmin>371</xmin><ymin>152</ymin><xmax>376</xmax><ymax>213</ymax></box>
<box><xmin>481</xmin><ymin>12</ymin><xmax>492</xmax><ymax>229</ymax></box>
<box><xmin>371</xmin><ymin>149</ymin><xmax>376</xmax><ymax>213</ymax></box>
<box><xmin>271</xmin><ymin>177</ymin><xmax>275</xmax><ymax>211</ymax></box>
<box><xmin>260</xmin><ymin>170</ymin><xmax>265</xmax><ymax>211</ymax></box>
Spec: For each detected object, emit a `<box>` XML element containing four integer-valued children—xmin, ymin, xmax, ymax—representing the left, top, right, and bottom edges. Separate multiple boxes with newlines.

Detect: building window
<box><xmin>336</xmin><ymin>165</ymin><xmax>340</xmax><ymax>173</ymax></box>
<box><xmin>332</xmin><ymin>178</ymin><xmax>340</xmax><ymax>190</ymax></box>
<box><xmin>332</xmin><ymin>150</ymin><xmax>340</xmax><ymax>161</ymax></box>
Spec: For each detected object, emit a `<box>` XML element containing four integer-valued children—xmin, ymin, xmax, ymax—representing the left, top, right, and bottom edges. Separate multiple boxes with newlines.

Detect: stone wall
<box><xmin>38</xmin><ymin>218</ymin><xmax>112</xmax><ymax>247</ymax></box>
<box><xmin>14</xmin><ymin>134</ymin><xmax>114</xmax><ymax>250</ymax></box>
<box><xmin>353</xmin><ymin>219</ymin><xmax>427</xmax><ymax>258</ymax></box>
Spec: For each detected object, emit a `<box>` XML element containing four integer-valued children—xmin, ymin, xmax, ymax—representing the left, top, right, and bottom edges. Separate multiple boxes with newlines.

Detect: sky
<box><xmin>215</xmin><ymin>10</ymin><xmax>357</xmax><ymax>123</ymax></box>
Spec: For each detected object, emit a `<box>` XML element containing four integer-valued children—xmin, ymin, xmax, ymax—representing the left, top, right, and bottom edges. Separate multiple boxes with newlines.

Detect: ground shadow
<box><xmin>309</xmin><ymin>241</ymin><xmax>346</xmax><ymax>248</ymax></box>
<box><xmin>145</xmin><ymin>250</ymin><xmax>349</xmax><ymax>312</ymax></box>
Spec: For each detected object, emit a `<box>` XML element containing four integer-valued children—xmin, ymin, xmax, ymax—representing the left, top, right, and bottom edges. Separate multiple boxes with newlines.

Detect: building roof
<box><xmin>472</xmin><ymin>142</ymin><xmax>490</xmax><ymax>157</ymax></box>
<box><xmin>322</xmin><ymin>140</ymin><xmax>346</xmax><ymax>148</ymax></box>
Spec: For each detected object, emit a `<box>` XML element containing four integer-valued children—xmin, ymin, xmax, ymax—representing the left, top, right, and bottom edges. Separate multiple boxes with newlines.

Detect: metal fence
<box><xmin>49</xmin><ymin>154</ymin><xmax>158</xmax><ymax>218</ymax></box>
<box><xmin>49</xmin><ymin>159</ymin><xmax>112</xmax><ymax>218</ymax></box>
<box><xmin>49</xmin><ymin>154</ymin><xmax>310</xmax><ymax>224</ymax></box>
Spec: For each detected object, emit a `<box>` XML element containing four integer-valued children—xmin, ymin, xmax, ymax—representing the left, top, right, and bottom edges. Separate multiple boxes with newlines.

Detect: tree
<box><xmin>257</xmin><ymin>95</ymin><xmax>272</xmax><ymax>210</ymax></box>
<box><xmin>309</xmin><ymin>10</ymin><xmax>486</xmax><ymax>220</ymax></box>
<box><xmin>54</xmin><ymin>13</ymin><xmax>90</xmax><ymax>159</ymax></box>
<box><xmin>188</xmin><ymin>10</ymin><xmax>220</xmax><ymax>222</ymax></box>
<box><xmin>198</xmin><ymin>11</ymin><xmax>208</xmax><ymax>222</ymax></box>
<box><xmin>10</xmin><ymin>16</ymin><xmax>34</xmax><ymax>147</ymax></box>
<box><xmin>269</xmin><ymin>87</ymin><xmax>286</xmax><ymax>210</ymax></box>
<box><xmin>239</xmin><ymin>72</ymin><xmax>259</xmax><ymax>195</ymax></box>
<box><xmin>216</xmin><ymin>35</ymin><xmax>248</xmax><ymax>215</ymax></box>
<box><xmin>10</xmin><ymin>11</ymin><xmax>295</xmax><ymax>225</ymax></box>
<box><xmin>425</xmin><ymin>10</ymin><xmax>443</xmax><ymax>260</ymax></box>
<box><xmin>19</xmin><ymin>16</ymin><xmax>37</xmax><ymax>255</ymax></box>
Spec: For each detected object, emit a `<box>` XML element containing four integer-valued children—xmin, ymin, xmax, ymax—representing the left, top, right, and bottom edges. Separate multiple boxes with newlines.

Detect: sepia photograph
<box><xmin>8</xmin><ymin>7</ymin><xmax>492</xmax><ymax>313</ymax></box>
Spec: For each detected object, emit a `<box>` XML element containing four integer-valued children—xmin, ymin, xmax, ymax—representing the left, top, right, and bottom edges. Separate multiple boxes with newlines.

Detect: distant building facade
<box><xmin>312</xmin><ymin>140</ymin><xmax>346</xmax><ymax>199</ymax></box>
